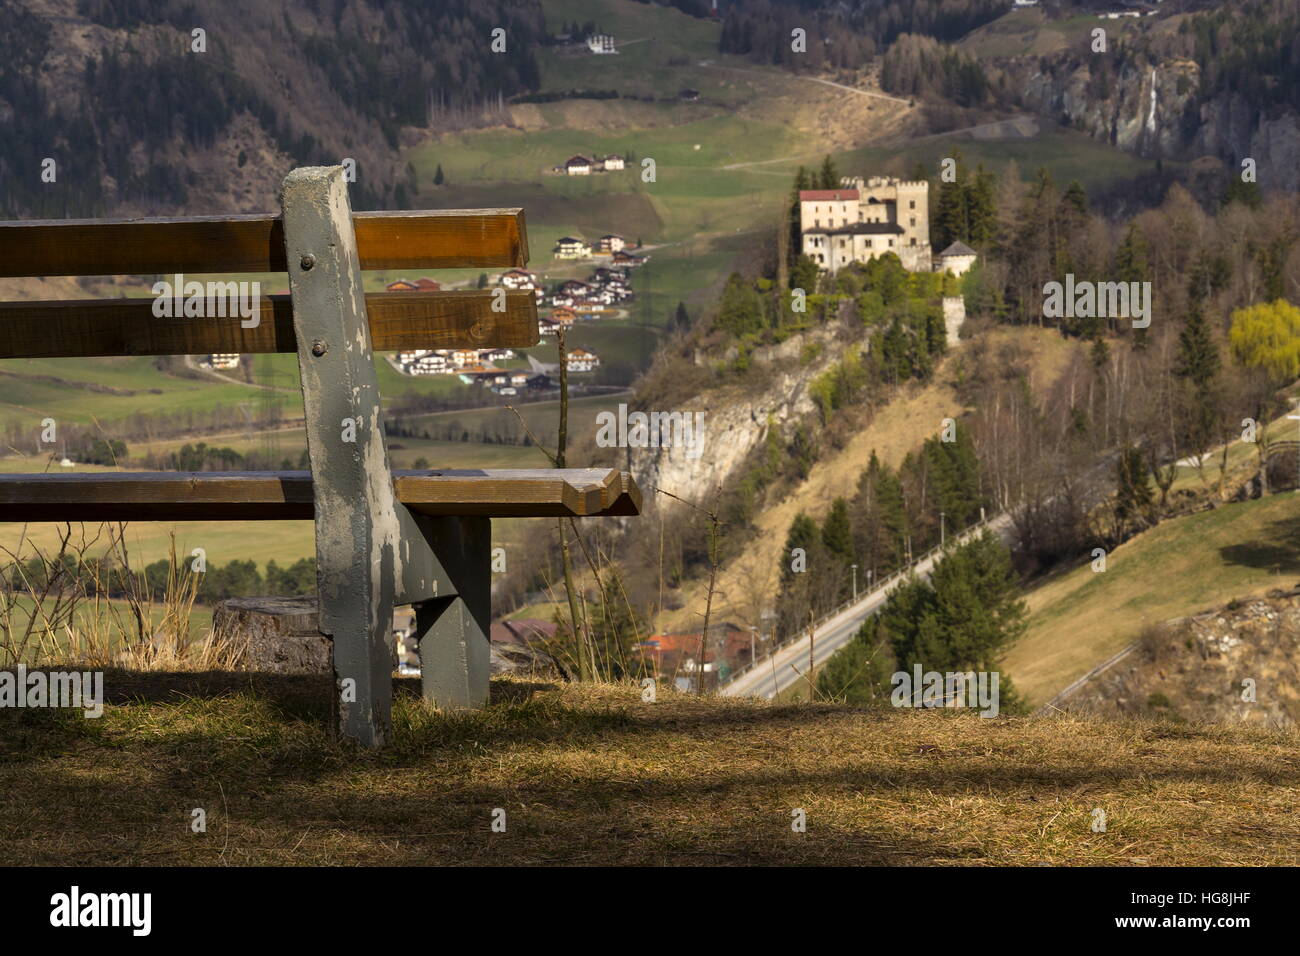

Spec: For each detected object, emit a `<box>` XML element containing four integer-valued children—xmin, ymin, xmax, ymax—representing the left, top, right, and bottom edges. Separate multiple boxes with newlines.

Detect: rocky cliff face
<box><xmin>1017</xmin><ymin>55</ymin><xmax>1300</xmax><ymax>192</ymax></box>
<box><xmin>1063</xmin><ymin>587</ymin><xmax>1300</xmax><ymax>726</ymax></box>
<box><xmin>627</xmin><ymin>329</ymin><xmax>840</xmax><ymax>507</ymax></box>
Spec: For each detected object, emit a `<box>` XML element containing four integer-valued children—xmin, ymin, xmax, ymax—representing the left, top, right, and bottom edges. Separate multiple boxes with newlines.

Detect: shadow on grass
<box><xmin>1218</xmin><ymin>512</ymin><xmax>1300</xmax><ymax>574</ymax></box>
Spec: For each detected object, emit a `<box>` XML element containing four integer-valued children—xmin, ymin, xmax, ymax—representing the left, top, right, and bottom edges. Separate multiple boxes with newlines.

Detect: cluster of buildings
<box><xmin>486</xmin><ymin>619</ymin><xmax>763</xmax><ymax>692</ymax></box>
<box><xmin>395</xmin><ymin>346</ymin><xmax>515</xmax><ymax>378</ymax></box>
<box><xmin>387</xmin><ymin>266</ymin><xmax>607</xmax><ymax>391</ymax></box>
<box><xmin>799</xmin><ymin>174</ymin><xmax>978</xmax><ymax>277</ymax></box>
<box><xmin>201</xmin><ymin>353</ymin><xmax>241</xmax><ymax>371</ymax></box>
<box><xmin>556</xmin><ymin>154</ymin><xmax>627</xmax><ymax>176</ymax></box>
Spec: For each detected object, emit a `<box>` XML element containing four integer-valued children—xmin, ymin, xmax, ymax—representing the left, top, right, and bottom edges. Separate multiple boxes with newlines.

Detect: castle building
<box><xmin>799</xmin><ymin>176</ymin><xmax>931</xmax><ymax>274</ymax></box>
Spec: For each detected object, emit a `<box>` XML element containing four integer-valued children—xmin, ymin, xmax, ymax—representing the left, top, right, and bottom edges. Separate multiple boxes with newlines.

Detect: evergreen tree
<box><xmin>433</xmin><ymin>163</ymin><xmax>445</xmax><ymax>186</ymax></box>
<box><xmin>851</xmin><ymin>451</ymin><xmax>908</xmax><ymax>577</ymax></box>
<box><xmin>673</xmin><ymin>301</ymin><xmax>691</xmax><ymax>333</ymax></box>
<box><xmin>817</xmin><ymin>154</ymin><xmax>840</xmax><ymax>190</ymax></box>
<box><xmin>1114</xmin><ymin>444</ymin><xmax>1154</xmax><ymax>529</ymax></box>
<box><xmin>714</xmin><ymin>273</ymin><xmax>765</xmax><ymax>337</ymax></box>
<box><xmin>821</xmin><ymin>497</ymin><xmax>853</xmax><ymax>562</ymax></box>
<box><xmin>1063</xmin><ymin>179</ymin><xmax>1088</xmax><ymax>217</ymax></box>
<box><xmin>1174</xmin><ymin>300</ymin><xmax>1222</xmax><ymax>453</ymax></box>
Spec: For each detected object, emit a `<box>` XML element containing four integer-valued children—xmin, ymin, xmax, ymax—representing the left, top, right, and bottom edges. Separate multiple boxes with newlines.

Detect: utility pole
<box><xmin>940</xmin><ymin>511</ymin><xmax>946</xmax><ymax>548</ymax></box>
<box><xmin>1289</xmin><ymin>399</ymin><xmax>1300</xmax><ymax>491</ymax></box>
<box><xmin>851</xmin><ymin>563</ymin><xmax>858</xmax><ymax>600</ymax></box>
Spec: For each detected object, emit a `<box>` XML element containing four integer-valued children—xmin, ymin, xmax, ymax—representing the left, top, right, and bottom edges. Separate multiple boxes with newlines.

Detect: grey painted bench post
<box><xmin>282</xmin><ymin>166</ymin><xmax>403</xmax><ymax>747</ymax></box>
<box><xmin>281</xmin><ymin>165</ymin><xmax>494</xmax><ymax>746</ymax></box>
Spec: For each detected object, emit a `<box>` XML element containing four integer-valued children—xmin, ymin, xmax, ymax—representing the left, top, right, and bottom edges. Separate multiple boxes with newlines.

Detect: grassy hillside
<box><xmin>1006</xmin><ymin>493</ymin><xmax>1300</xmax><ymax>707</ymax></box>
<box><xmin>1</xmin><ymin>675</ymin><xmax>1296</xmax><ymax>865</ymax></box>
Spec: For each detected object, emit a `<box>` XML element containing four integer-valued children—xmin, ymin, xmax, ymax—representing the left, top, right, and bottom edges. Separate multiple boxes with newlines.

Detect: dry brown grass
<box><xmin>0</xmin><ymin>674</ymin><xmax>1296</xmax><ymax>866</ymax></box>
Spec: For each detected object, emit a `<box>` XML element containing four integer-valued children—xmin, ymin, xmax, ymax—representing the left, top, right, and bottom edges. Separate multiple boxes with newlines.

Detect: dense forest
<box><xmin>719</xmin><ymin>0</ymin><xmax>1007</xmax><ymax>71</ymax></box>
<box><xmin>0</xmin><ymin>0</ymin><xmax>546</xmax><ymax>217</ymax></box>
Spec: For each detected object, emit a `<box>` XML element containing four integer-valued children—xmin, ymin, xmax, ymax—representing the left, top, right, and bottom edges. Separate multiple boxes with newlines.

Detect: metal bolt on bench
<box><xmin>0</xmin><ymin>165</ymin><xmax>641</xmax><ymax>747</ymax></box>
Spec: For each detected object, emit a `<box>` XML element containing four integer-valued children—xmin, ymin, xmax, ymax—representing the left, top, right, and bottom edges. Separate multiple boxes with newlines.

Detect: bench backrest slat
<box><xmin>0</xmin><ymin>290</ymin><xmax>537</xmax><ymax>359</ymax></box>
<box><xmin>0</xmin><ymin>208</ymin><xmax>527</xmax><ymax>277</ymax></box>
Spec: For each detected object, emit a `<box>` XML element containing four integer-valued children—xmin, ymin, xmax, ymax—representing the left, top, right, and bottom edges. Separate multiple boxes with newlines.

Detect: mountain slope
<box><xmin>1005</xmin><ymin>492</ymin><xmax>1300</xmax><ymax>707</ymax></box>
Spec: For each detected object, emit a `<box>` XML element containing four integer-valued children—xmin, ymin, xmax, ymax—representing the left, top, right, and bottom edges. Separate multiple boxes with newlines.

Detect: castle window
<box><xmin>909</xmin><ymin>200</ymin><xmax>916</xmax><ymax>209</ymax></box>
<box><xmin>910</xmin><ymin>217</ymin><xmax>916</xmax><ymax>227</ymax></box>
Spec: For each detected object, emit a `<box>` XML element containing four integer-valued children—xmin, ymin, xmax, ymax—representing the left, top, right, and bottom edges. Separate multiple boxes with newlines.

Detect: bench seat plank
<box><xmin>0</xmin><ymin>469</ymin><xmax>640</xmax><ymax>521</ymax></box>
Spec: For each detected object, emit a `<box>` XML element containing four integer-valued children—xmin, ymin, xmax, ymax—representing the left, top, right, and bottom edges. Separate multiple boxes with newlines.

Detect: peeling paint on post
<box><xmin>282</xmin><ymin>166</ymin><xmax>403</xmax><ymax>747</ymax></box>
<box><xmin>280</xmin><ymin>166</ymin><xmax>493</xmax><ymax>744</ymax></box>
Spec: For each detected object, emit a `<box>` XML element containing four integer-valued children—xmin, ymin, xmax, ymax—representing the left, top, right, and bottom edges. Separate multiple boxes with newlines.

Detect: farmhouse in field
<box><xmin>596</xmin><ymin>234</ymin><xmax>625</xmax><ymax>254</ymax></box>
<box><xmin>555</xmin><ymin>236</ymin><xmax>592</xmax><ymax>259</ymax></box>
<box><xmin>800</xmin><ymin>176</ymin><xmax>931</xmax><ymax>274</ymax></box>
<box><xmin>567</xmin><ymin>348</ymin><xmax>601</xmax><ymax>372</ymax></box>
<box><xmin>587</xmin><ymin>34</ymin><xmax>616</xmax><ymax>54</ymax></box>
<box><xmin>203</xmin><ymin>353</ymin><xmax>241</xmax><ymax>370</ymax></box>
<box><xmin>564</xmin><ymin>156</ymin><xmax>592</xmax><ymax>176</ymax></box>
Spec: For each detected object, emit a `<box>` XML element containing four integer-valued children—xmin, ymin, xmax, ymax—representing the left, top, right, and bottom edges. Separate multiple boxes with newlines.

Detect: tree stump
<box><xmin>213</xmin><ymin>596</ymin><xmax>331</xmax><ymax>673</ymax></box>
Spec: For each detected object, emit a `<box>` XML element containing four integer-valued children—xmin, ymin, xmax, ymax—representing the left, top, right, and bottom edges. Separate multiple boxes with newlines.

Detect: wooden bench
<box><xmin>0</xmin><ymin>165</ymin><xmax>640</xmax><ymax>746</ymax></box>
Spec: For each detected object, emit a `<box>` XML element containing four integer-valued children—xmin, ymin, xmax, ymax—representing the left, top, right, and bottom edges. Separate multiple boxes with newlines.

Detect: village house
<box><xmin>640</xmin><ymin>623</ymin><xmax>756</xmax><ymax>690</ymax></box>
<box><xmin>538</xmin><ymin>316</ymin><xmax>560</xmax><ymax>337</ymax></box>
<box><xmin>602</xmin><ymin>154</ymin><xmax>625</xmax><ymax>171</ymax></box>
<box><xmin>567</xmin><ymin>347</ymin><xmax>601</xmax><ymax>372</ymax></box>
<box><xmin>596</xmin><ymin>234</ymin><xmax>625</xmax><ymax>254</ymax></box>
<box><xmin>800</xmin><ymin>176</ymin><xmax>932</xmax><ymax>274</ymax></box>
<box><xmin>409</xmin><ymin>354</ymin><xmax>451</xmax><ymax>375</ymax></box>
<box><xmin>499</xmin><ymin>268</ymin><xmax>535</xmax><ymax>289</ymax></box>
<box><xmin>550</xmin><ymin>306</ymin><xmax>577</xmax><ymax>326</ymax></box>
<box><xmin>587</xmin><ymin>34</ymin><xmax>616</xmax><ymax>54</ymax></box>
<box><xmin>450</xmin><ymin>348</ymin><xmax>480</xmax><ymax>368</ymax></box>
<box><xmin>611</xmin><ymin>249</ymin><xmax>644</xmax><ymax>267</ymax></box>
<box><xmin>386</xmin><ymin>278</ymin><xmax>440</xmax><ymax>292</ymax></box>
<box><xmin>555</xmin><ymin>236</ymin><xmax>591</xmax><ymax>259</ymax></box>
<box><xmin>564</xmin><ymin>156</ymin><xmax>592</xmax><ymax>176</ymax></box>
<box><xmin>205</xmin><ymin>353</ymin><xmax>241</xmax><ymax>370</ymax></box>
<box><xmin>479</xmin><ymin>348</ymin><xmax>516</xmax><ymax>362</ymax></box>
